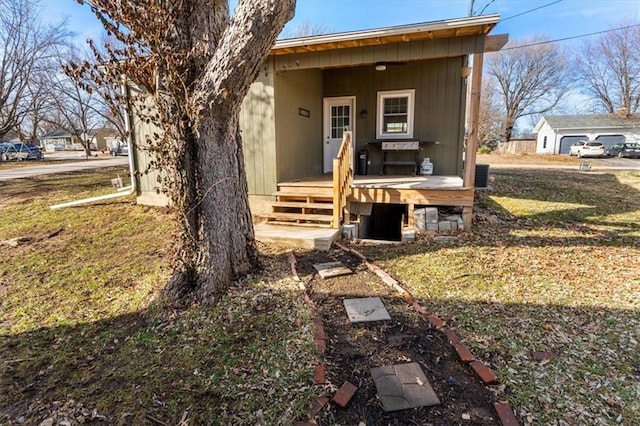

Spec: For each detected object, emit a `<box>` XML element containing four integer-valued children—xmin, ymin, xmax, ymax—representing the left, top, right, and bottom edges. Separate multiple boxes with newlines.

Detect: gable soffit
<box><xmin>271</xmin><ymin>14</ymin><xmax>500</xmax><ymax>57</ymax></box>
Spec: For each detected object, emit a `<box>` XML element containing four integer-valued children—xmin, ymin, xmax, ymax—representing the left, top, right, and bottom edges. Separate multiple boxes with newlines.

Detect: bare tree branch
<box><xmin>0</xmin><ymin>0</ymin><xmax>69</xmax><ymax>139</ymax></box>
<box><xmin>486</xmin><ymin>35</ymin><xmax>571</xmax><ymax>141</ymax></box>
<box><xmin>575</xmin><ymin>19</ymin><xmax>640</xmax><ymax>114</ymax></box>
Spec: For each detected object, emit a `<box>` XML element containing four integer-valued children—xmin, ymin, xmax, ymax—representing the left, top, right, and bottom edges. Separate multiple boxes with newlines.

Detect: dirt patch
<box><xmin>295</xmin><ymin>248</ymin><xmax>500</xmax><ymax>425</ymax></box>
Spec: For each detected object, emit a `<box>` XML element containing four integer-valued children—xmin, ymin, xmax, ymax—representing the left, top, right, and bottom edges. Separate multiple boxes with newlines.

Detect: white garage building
<box><xmin>534</xmin><ymin>114</ymin><xmax>640</xmax><ymax>155</ymax></box>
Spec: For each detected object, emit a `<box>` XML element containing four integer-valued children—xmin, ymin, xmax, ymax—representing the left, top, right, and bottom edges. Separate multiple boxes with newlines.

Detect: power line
<box><xmin>500</xmin><ymin>0</ymin><xmax>563</xmax><ymax>22</ymax></box>
<box><xmin>500</xmin><ymin>23</ymin><xmax>640</xmax><ymax>51</ymax></box>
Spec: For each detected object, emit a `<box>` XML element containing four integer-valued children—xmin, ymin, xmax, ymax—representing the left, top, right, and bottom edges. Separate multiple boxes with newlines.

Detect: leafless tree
<box><xmin>575</xmin><ymin>20</ymin><xmax>640</xmax><ymax>114</ymax></box>
<box><xmin>75</xmin><ymin>0</ymin><xmax>295</xmax><ymax>304</ymax></box>
<box><xmin>477</xmin><ymin>79</ymin><xmax>503</xmax><ymax>149</ymax></box>
<box><xmin>0</xmin><ymin>0</ymin><xmax>68</xmax><ymax>139</ymax></box>
<box><xmin>49</xmin><ymin>55</ymin><xmax>106</xmax><ymax>157</ymax></box>
<box><xmin>280</xmin><ymin>19</ymin><xmax>330</xmax><ymax>38</ymax></box>
<box><xmin>53</xmin><ymin>45</ymin><xmax>129</xmax><ymax>156</ymax></box>
<box><xmin>14</xmin><ymin>73</ymin><xmax>55</xmax><ymax>144</ymax></box>
<box><xmin>486</xmin><ymin>36</ymin><xmax>571</xmax><ymax>142</ymax></box>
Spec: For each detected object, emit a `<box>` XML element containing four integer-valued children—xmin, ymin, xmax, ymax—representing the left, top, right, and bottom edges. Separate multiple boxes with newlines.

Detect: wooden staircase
<box><xmin>265</xmin><ymin>131</ymin><xmax>353</xmax><ymax>229</ymax></box>
<box><xmin>266</xmin><ymin>182</ymin><xmax>335</xmax><ymax>227</ymax></box>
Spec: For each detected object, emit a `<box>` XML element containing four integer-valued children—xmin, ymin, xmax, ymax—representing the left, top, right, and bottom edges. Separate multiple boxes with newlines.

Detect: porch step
<box><xmin>273</xmin><ymin>191</ymin><xmax>334</xmax><ymax>201</ymax></box>
<box><xmin>266</xmin><ymin>213</ymin><xmax>334</xmax><ymax>227</ymax></box>
<box><xmin>274</xmin><ymin>185</ymin><xmax>334</xmax><ymax>197</ymax></box>
<box><xmin>272</xmin><ymin>201</ymin><xmax>333</xmax><ymax>210</ymax></box>
<box><xmin>266</xmin><ymin>212</ymin><xmax>333</xmax><ymax>224</ymax></box>
<box><xmin>266</xmin><ymin>220</ymin><xmax>333</xmax><ymax>228</ymax></box>
<box><xmin>269</xmin><ymin>179</ymin><xmax>336</xmax><ymax>227</ymax></box>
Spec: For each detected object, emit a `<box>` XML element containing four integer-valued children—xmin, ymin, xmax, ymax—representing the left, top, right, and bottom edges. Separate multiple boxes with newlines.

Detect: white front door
<box><xmin>323</xmin><ymin>97</ymin><xmax>355</xmax><ymax>173</ymax></box>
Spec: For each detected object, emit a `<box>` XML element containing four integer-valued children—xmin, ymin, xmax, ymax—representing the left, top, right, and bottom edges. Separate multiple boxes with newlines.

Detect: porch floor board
<box><xmin>278</xmin><ymin>174</ymin><xmax>466</xmax><ymax>190</ymax></box>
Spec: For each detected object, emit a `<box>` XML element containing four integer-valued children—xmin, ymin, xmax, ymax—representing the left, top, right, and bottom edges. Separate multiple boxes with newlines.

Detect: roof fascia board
<box><xmin>273</xmin><ymin>14</ymin><xmax>500</xmax><ymax>52</ymax></box>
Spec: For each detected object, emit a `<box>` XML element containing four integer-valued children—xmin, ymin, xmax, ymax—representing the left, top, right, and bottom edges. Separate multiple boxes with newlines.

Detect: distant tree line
<box><xmin>0</xmin><ymin>0</ymin><xmax>125</xmax><ymax>155</ymax></box>
<box><xmin>3</xmin><ymin>0</ymin><xmax>638</xmax><ymax>153</ymax></box>
<box><xmin>479</xmin><ymin>21</ymin><xmax>640</xmax><ymax>148</ymax></box>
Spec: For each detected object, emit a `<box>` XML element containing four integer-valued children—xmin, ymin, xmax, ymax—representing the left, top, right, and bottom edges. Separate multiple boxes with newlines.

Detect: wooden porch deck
<box><xmin>278</xmin><ymin>174</ymin><xmax>473</xmax><ymax>207</ymax></box>
<box><xmin>263</xmin><ymin>132</ymin><xmax>474</xmax><ymax>232</ymax></box>
<box><xmin>281</xmin><ymin>174</ymin><xmax>465</xmax><ymax>190</ymax></box>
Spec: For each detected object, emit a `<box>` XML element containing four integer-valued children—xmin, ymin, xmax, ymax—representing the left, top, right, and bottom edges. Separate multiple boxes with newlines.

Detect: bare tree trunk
<box><xmin>164</xmin><ymin>1</ymin><xmax>294</xmax><ymax>303</ymax></box>
<box><xmin>165</xmin><ymin>112</ymin><xmax>258</xmax><ymax>303</ymax></box>
<box><xmin>81</xmin><ymin>0</ymin><xmax>295</xmax><ymax>304</ymax></box>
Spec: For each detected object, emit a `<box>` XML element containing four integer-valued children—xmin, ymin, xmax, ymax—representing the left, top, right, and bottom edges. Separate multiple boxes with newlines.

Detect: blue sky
<box><xmin>42</xmin><ymin>0</ymin><xmax>639</xmax><ymax>48</ymax></box>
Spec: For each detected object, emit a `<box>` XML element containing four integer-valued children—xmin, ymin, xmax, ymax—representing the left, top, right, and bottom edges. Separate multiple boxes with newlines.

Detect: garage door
<box><xmin>560</xmin><ymin>135</ymin><xmax>587</xmax><ymax>155</ymax></box>
<box><xmin>596</xmin><ymin>135</ymin><xmax>625</xmax><ymax>149</ymax></box>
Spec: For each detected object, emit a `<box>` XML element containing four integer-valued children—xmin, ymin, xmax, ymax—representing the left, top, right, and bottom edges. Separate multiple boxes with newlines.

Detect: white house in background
<box><xmin>534</xmin><ymin>114</ymin><xmax>640</xmax><ymax>155</ymax></box>
<box><xmin>40</xmin><ymin>128</ymin><xmax>120</xmax><ymax>152</ymax></box>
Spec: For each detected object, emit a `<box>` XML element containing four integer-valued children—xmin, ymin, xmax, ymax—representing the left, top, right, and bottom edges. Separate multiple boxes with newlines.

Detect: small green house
<box><xmin>131</xmin><ymin>14</ymin><xmax>505</xmax><ymax>242</ymax></box>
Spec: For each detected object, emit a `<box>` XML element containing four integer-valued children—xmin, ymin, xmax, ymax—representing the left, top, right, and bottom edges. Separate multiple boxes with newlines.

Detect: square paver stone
<box><xmin>313</xmin><ymin>261</ymin><xmax>353</xmax><ymax>279</ymax></box>
<box><xmin>371</xmin><ymin>362</ymin><xmax>440</xmax><ymax>412</ymax></box>
<box><xmin>343</xmin><ymin>297</ymin><xmax>391</xmax><ymax>323</ymax></box>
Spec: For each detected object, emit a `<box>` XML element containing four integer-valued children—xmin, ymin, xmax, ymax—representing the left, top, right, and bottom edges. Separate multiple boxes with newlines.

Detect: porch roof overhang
<box><xmin>272</xmin><ymin>14</ymin><xmax>501</xmax><ymax>56</ymax></box>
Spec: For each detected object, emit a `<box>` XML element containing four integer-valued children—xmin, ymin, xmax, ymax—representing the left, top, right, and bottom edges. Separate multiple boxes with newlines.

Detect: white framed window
<box><xmin>377</xmin><ymin>89</ymin><xmax>415</xmax><ymax>139</ymax></box>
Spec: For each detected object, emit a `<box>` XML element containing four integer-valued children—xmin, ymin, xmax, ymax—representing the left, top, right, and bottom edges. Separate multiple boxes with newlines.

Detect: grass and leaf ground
<box><xmin>0</xmin><ymin>168</ymin><xmax>316</xmax><ymax>425</ymax></box>
<box><xmin>2</xmin><ymin>161</ymin><xmax>639</xmax><ymax>425</ymax></box>
<box><xmin>358</xmin><ymin>167</ymin><xmax>640</xmax><ymax>425</ymax></box>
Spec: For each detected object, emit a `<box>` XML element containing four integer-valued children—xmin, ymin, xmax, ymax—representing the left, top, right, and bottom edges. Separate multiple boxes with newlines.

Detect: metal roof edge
<box><xmin>273</xmin><ymin>14</ymin><xmax>500</xmax><ymax>51</ymax></box>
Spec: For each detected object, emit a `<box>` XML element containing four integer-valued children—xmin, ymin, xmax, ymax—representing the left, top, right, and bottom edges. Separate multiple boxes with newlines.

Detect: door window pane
<box><xmin>330</xmin><ymin>105</ymin><xmax>350</xmax><ymax>138</ymax></box>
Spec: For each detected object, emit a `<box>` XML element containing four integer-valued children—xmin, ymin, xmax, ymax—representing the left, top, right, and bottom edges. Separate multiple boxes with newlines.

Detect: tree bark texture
<box><xmin>161</xmin><ymin>0</ymin><xmax>295</xmax><ymax>303</ymax></box>
<box><xmin>84</xmin><ymin>0</ymin><xmax>295</xmax><ymax>303</ymax></box>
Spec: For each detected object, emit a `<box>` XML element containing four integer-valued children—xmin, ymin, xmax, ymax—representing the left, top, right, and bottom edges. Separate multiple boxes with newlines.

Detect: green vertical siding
<box><xmin>274</xmin><ymin>35</ymin><xmax>483</xmax><ymax>71</ymax></box>
<box><xmin>240</xmin><ymin>69</ymin><xmax>277</xmax><ymax>195</ymax></box>
<box><xmin>131</xmin><ymin>70</ymin><xmax>278</xmax><ymax>198</ymax></box>
<box><xmin>273</xmin><ymin>68</ymin><xmax>323</xmax><ymax>181</ymax></box>
<box><xmin>323</xmin><ymin>57</ymin><xmax>466</xmax><ymax>175</ymax></box>
<box><xmin>129</xmin><ymin>87</ymin><xmax>165</xmax><ymax>197</ymax></box>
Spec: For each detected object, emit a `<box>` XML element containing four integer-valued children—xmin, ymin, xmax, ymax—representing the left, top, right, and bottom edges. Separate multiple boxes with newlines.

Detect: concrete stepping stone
<box><xmin>343</xmin><ymin>297</ymin><xmax>391</xmax><ymax>323</ymax></box>
<box><xmin>313</xmin><ymin>261</ymin><xmax>353</xmax><ymax>279</ymax></box>
<box><xmin>371</xmin><ymin>362</ymin><xmax>440</xmax><ymax>412</ymax></box>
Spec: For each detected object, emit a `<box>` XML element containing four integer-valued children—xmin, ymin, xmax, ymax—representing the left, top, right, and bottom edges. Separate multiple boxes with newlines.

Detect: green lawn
<box><xmin>2</xmin><ymin>166</ymin><xmax>639</xmax><ymax>425</ymax></box>
<box><xmin>0</xmin><ymin>168</ymin><xmax>316</xmax><ymax>425</ymax></box>
<box><xmin>359</xmin><ymin>168</ymin><xmax>640</xmax><ymax>425</ymax></box>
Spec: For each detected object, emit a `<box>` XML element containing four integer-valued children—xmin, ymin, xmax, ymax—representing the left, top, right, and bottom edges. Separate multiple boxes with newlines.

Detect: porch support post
<box><xmin>462</xmin><ymin>51</ymin><xmax>484</xmax><ymax>231</ymax></box>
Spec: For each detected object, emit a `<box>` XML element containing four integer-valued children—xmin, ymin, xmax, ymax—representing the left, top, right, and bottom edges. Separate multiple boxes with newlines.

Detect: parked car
<box><xmin>568</xmin><ymin>141</ymin><xmax>586</xmax><ymax>156</ymax></box>
<box><xmin>577</xmin><ymin>141</ymin><xmax>605</xmax><ymax>158</ymax></box>
<box><xmin>604</xmin><ymin>142</ymin><xmax>640</xmax><ymax>158</ymax></box>
<box><xmin>0</xmin><ymin>142</ymin><xmax>43</xmax><ymax>161</ymax></box>
<box><xmin>108</xmin><ymin>142</ymin><xmax>129</xmax><ymax>156</ymax></box>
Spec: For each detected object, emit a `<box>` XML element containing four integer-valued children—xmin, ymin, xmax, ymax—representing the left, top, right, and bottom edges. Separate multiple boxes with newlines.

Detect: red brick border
<box><xmin>292</xmin><ymin>246</ymin><xmax>518</xmax><ymax>425</ymax></box>
<box><xmin>332</xmin><ymin>381</ymin><xmax>358</xmax><ymax>408</ymax></box>
<box><xmin>454</xmin><ymin>343</ymin><xmax>476</xmax><ymax>363</ymax></box>
<box><xmin>333</xmin><ymin>243</ymin><xmax>519</xmax><ymax>425</ymax></box>
<box><xmin>494</xmin><ymin>402</ymin><xmax>519</xmax><ymax>425</ymax></box>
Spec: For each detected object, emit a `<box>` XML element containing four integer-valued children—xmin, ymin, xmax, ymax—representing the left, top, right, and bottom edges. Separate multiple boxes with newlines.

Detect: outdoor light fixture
<box><xmin>360</xmin><ymin>109</ymin><xmax>368</xmax><ymax>119</ymax></box>
<box><xmin>375</xmin><ymin>62</ymin><xmax>387</xmax><ymax>71</ymax></box>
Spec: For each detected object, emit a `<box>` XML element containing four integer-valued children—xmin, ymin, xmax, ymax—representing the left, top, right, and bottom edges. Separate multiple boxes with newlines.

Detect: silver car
<box><xmin>0</xmin><ymin>142</ymin><xmax>43</xmax><ymax>161</ymax></box>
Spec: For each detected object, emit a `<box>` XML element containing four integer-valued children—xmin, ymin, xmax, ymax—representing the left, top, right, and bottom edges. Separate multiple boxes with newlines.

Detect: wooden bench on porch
<box><xmin>370</xmin><ymin>140</ymin><xmax>439</xmax><ymax>175</ymax></box>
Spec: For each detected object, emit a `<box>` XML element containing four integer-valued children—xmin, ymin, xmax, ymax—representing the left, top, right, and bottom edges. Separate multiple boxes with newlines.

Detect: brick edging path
<box><xmin>289</xmin><ymin>247</ymin><xmax>520</xmax><ymax>425</ymax></box>
<box><xmin>333</xmin><ymin>242</ymin><xmax>519</xmax><ymax>426</ymax></box>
